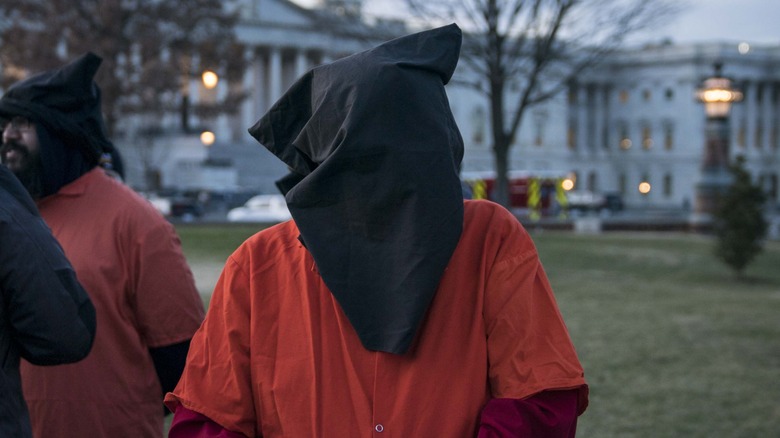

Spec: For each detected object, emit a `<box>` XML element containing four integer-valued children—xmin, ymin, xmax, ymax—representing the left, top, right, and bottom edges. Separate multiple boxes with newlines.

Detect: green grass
<box><xmin>176</xmin><ymin>223</ymin><xmax>265</xmax><ymax>263</ymax></box>
<box><xmin>175</xmin><ymin>225</ymin><xmax>780</xmax><ymax>437</ymax></box>
<box><xmin>532</xmin><ymin>231</ymin><xmax>780</xmax><ymax>437</ymax></box>
<box><xmin>175</xmin><ymin>223</ymin><xmax>267</xmax><ymax>301</ymax></box>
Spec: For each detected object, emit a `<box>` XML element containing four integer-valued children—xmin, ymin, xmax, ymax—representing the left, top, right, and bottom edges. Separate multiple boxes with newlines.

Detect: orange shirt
<box><xmin>166</xmin><ymin>199</ymin><xmax>586</xmax><ymax>437</ymax></box>
<box><xmin>22</xmin><ymin>168</ymin><xmax>205</xmax><ymax>438</ymax></box>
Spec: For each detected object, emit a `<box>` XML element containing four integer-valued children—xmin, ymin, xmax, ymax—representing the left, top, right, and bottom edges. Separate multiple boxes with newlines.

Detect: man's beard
<box><xmin>1</xmin><ymin>140</ymin><xmax>44</xmax><ymax>199</ymax></box>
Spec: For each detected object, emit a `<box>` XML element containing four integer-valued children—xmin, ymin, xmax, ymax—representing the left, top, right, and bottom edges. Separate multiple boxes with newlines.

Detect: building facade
<box><xmin>564</xmin><ymin>42</ymin><xmax>780</xmax><ymax>210</ymax></box>
<box><xmin>115</xmin><ymin>0</ymin><xmax>779</xmax><ymax>214</ymax></box>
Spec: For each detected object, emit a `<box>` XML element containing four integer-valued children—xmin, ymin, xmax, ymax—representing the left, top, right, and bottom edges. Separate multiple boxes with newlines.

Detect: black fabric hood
<box><xmin>0</xmin><ymin>52</ymin><xmax>111</xmax><ymax>166</ymax></box>
<box><xmin>249</xmin><ymin>24</ymin><xmax>465</xmax><ymax>354</ymax></box>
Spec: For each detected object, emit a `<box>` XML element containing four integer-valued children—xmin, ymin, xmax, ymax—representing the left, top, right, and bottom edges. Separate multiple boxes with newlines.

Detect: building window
<box><xmin>665</xmin><ymin>88</ymin><xmax>674</xmax><ymax>101</ymax></box>
<box><xmin>641</xmin><ymin>123</ymin><xmax>653</xmax><ymax>150</ymax></box>
<box><xmin>533</xmin><ymin>110</ymin><xmax>547</xmax><ymax>147</ymax></box>
<box><xmin>770</xmin><ymin>174</ymin><xmax>779</xmax><ymax>200</ymax></box>
<box><xmin>663</xmin><ymin>121</ymin><xmax>674</xmax><ymax>150</ymax></box>
<box><xmin>737</xmin><ymin>120</ymin><xmax>746</xmax><ymax>149</ymax></box>
<box><xmin>772</xmin><ymin>125</ymin><xmax>779</xmax><ymax>150</ymax></box>
<box><xmin>587</xmin><ymin>171</ymin><xmax>598</xmax><ymax>192</ymax></box>
<box><xmin>642</xmin><ymin>89</ymin><xmax>651</xmax><ymax>101</ymax></box>
<box><xmin>619</xmin><ymin>90</ymin><xmax>629</xmax><ymax>104</ymax></box>
<box><xmin>618</xmin><ymin>173</ymin><xmax>627</xmax><ymax>195</ymax></box>
<box><xmin>617</xmin><ymin>121</ymin><xmax>631</xmax><ymax>150</ymax></box>
<box><xmin>568</xmin><ymin>84</ymin><xmax>578</xmax><ymax>104</ymax></box>
<box><xmin>568</xmin><ymin>119</ymin><xmax>577</xmax><ymax>150</ymax></box>
<box><xmin>755</xmin><ymin>120</ymin><xmax>764</xmax><ymax>149</ymax></box>
<box><xmin>663</xmin><ymin>173</ymin><xmax>673</xmax><ymax>197</ymax></box>
<box><xmin>639</xmin><ymin>173</ymin><xmax>651</xmax><ymax>195</ymax></box>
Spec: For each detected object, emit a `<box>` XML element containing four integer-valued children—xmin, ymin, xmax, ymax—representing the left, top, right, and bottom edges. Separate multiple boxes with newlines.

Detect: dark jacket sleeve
<box><xmin>1</xmin><ymin>196</ymin><xmax>96</xmax><ymax>365</ymax></box>
<box><xmin>149</xmin><ymin>339</ymin><xmax>191</xmax><ymax>396</ymax></box>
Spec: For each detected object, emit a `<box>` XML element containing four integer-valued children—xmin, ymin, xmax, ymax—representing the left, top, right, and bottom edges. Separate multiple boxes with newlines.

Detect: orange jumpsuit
<box><xmin>22</xmin><ymin>168</ymin><xmax>205</xmax><ymax>437</ymax></box>
<box><xmin>166</xmin><ymin>199</ymin><xmax>587</xmax><ymax>436</ymax></box>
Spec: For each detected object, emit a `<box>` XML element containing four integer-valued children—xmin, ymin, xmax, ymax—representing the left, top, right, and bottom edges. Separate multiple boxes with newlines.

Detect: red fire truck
<box><xmin>461</xmin><ymin>170</ymin><xmax>572</xmax><ymax>219</ymax></box>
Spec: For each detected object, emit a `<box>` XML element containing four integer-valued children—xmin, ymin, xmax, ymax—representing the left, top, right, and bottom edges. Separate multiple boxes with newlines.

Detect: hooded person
<box><xmin>0</xmin><ymin>53</ymin><xmax>205</xmax><ymax>437</ymax></box>
<box><xmin>165</xmin><ymin>24</ymin><xmax>588</xmax><ymax>437</ymax></box>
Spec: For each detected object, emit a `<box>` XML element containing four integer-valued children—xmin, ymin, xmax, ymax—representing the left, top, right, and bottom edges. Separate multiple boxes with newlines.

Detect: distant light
<box><xmin>697</xmin><ymin>72</ymin><xmax>743</xmax><ymax>118</ymax></box>
<box><xmin>561</xmin><ymin>178</ymin><xmax>575</xmax><ymax>191</ymax></box>
<box><xmin>738</xmin><ymin>42</ymin><xmax>750</xmax><ymax>54</ymax></box>
<box><xmin>620</xmin><ymin>138</ymin><xmax>632</xmax><ymax>150</ymax></box>
<box><xmin>202</xmin><ymin>70</ymin><xmax>219</xmax><ymax>89</ymax></box>
<box><xmin>200</xmin><ymin>131</ymin><xmax>215</xmax><ymax>146</ymax></box>
<box><xmin>638</xmin><ymin>181</ymin><xmax>651</xmax><ymax>194</ymax></box>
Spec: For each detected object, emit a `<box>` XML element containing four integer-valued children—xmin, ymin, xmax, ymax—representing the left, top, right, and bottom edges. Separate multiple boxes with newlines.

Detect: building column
<box><xmin>295</xmin><ymin>49</ymin><xmax>308</xmax><ymax>78</ymax></box>
<box><xmin>601</xmin><ymin>85</ymin><xmax>612</xmax><ymax>151</ymax></box>
<box><xmin>593</xmin><ymin>83</ymin><xmax>605</xmax><ymax>152</ymax></box>
<box><xmin>743</xmin><ymin>81</ymin><xmax>757</xmax><ymax>156</ymax></box>
<box><xmin>239</xmin><ymin>47</ymin><xmax>258</xmax><ymax>138</ymax></box>
<box><xmin>762</xmin><ymin>81</ymin><xmax>774</xmax><ymax>154</ymax></box>
<box><xmin>577</xmin><ymin>84</ymin><xmax>588</xmax><ymax>152</ymax></box>
<box><xmin>269</xmin><ymin>47</ymin><xmax>283</xmax><ymax>105</ymax></box>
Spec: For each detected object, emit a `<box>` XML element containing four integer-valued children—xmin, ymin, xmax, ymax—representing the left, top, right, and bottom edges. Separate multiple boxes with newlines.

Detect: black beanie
<box><xmin>0</xmin><ymin>52</ymin><xmax>111</xmax><ymax>165</ymax></box>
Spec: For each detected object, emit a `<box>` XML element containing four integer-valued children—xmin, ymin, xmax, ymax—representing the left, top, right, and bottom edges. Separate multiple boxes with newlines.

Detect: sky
<box><xmin>640</xmin><ymin>0</ymin><xmax>780</xmax><ymax>45</ymax></box>
<box><xmin>291</xmin><ymin>0</ymin><xmax>780</xmax><ymax>45</ymax></box>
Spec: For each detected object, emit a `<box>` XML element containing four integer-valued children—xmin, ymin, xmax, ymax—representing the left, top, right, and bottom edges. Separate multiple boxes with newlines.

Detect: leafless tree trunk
<box><xmin>403</xmin><ymin>0</ymin><xmax>680</xmax><ymax>207</ymax></box>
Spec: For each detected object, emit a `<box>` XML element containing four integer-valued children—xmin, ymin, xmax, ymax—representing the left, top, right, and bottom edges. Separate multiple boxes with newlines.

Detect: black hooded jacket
<box><xmin>0</xmin><ymin>165</ymin><xmax>96</xmax><ymax>437</ymax></box>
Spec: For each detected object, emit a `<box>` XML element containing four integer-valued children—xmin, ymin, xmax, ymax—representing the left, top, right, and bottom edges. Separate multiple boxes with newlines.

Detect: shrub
<box><xmin>713</xmin><ymin>155</ymin><xmax>768</xmax><ymax>277</ymax></box>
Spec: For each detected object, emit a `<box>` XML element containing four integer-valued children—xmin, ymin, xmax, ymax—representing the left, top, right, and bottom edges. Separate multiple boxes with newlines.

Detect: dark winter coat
<box><xmin>0</xmin><ymin>165</ymin><xmax>95</xmax><ymax>437</ymax></box>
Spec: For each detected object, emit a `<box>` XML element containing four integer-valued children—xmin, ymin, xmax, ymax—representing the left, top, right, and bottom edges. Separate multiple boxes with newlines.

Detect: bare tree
<box><xmin>0</xmin><ymin>0</ymin><xmax>246</xmax><ymax>138</ymax></box>
<box><xmin>403</xmin><ymin>0</ymin><xmax>681</xmax><ymax>206</ymax></box>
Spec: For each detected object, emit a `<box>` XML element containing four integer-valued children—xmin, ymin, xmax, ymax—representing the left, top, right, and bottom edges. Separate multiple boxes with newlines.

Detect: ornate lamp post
<box><xmin>181</xmin><ymin>69</ymin><xmax>220</xmax><ymax>132</ymax></box>
<box><xmin>690</xmin><ymin>62</ymin><xmax>743</xmax><ymax>229</ymax></box>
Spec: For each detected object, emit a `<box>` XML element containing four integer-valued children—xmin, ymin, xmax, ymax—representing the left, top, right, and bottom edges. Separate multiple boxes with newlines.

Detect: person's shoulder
<box><xmin>84</xmin><ymin>170</ymin><xmax>169</xmax><ymax>222</ymax></box>
<box><xmin>464</xmin><ymin>199</ymin><xmax>519</xmax><ymax>225</ymax></box>
<box><xmin>462</xmin><ymin>199</ymin><xmax>530</xmax><ymax>244</ymax></box>
<box><xmin>232</xmin><ymin>220</ymin><xmax>301</xmax><ymax>260</ymax></box>
<box><xmin>244</xmin><ymin>220</ymin><xmax>300</xmax><ymax>248</ymax></box>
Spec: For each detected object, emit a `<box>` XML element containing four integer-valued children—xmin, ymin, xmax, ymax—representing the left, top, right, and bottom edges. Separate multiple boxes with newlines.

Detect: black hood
<box><xmin>249</xmin><ymin>24</ymin><xmax>465</xmax><ymax>354</ymax></box>
<box><xmin>0</xmin><ymin>52</ymin><xmax>112</xmax><ymax>167</ymax></box>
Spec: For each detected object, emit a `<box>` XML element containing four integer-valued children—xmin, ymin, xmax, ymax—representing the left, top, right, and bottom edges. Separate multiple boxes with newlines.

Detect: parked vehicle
<box><xmin>143</xmin><ymin>193</ymin><xmax>172</xmax><ymax>217</ymax></box>
<box><xmin>169</xmin><ymin>195</ymin><xmax>204</xmax><ymax>221</ymax></box>
<box><xmin>226</xmin><ymin>194</ymin><xmax>292</xmax><ymax>223</ymax></box>
<box><xmin>568</xmin><ymin>190</ymin><xmax>624</xmax><ymax>216</ymax></box>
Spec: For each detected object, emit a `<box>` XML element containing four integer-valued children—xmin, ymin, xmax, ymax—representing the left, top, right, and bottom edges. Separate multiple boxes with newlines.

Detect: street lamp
<box><xmin>181</xmin><ymin>69</ymin><xmax>221</xmax><ymax>132</ymax></box>
<box><xmin>690</xmin><ymin>62</ymin><xmax>743</xmax><ymax>229</ymax></box>
<box><xmin>200</xmin><ymin>130</ymin><xmax>215</xmax><ymax>146</ymax></box>
<box><xmin>202</xmin><ymin>70</ymin><xmax>219</xmax><ymax>89</ymax></box>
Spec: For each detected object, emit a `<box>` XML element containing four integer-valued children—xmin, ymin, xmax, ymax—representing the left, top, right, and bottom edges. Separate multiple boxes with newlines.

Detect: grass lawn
<box><xmin>176</xmin><ymin>224</ymin><xmax>780</xmax><ymax>437</ymax></box>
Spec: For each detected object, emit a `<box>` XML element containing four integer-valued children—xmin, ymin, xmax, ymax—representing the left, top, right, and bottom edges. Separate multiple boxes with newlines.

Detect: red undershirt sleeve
<box><xmin>168</xmin><ymin>405</ymin><xmax>249</xmax><ymax>438</ymax></box>
<box><xmin>477</xmin><ymin>389</ymin><xmax>583</xmax><ymax>438</ymax></box>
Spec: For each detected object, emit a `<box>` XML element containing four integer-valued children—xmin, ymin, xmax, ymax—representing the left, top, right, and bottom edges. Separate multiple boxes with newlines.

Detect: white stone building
<box><xmin>563</xmin><ymin>42</ymin><xmax>780</xmax><ymax>210</ymax></box>
<box><xmin>117</xmin><ymin>0</ymin><xmax>779</xmax><ymax>213</ymax></box>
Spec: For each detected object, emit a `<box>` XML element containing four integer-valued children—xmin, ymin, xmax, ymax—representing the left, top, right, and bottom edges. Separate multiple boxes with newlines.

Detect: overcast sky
<box><xmin>292</xmin><ymin>0</ymin><xmax>779</xmax><ymax>45</ymax></box>
<box><xmin>640</xmin><ymin>0</ymin><xmax>780</xmax><ymax>45</ymax></box>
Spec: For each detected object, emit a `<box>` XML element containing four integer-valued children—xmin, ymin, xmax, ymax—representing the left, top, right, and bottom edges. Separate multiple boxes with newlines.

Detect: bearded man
<box><xmin>0</xmin><ymin>53</ymin><xmax>205</xmax><ymax>438</ymax></box>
